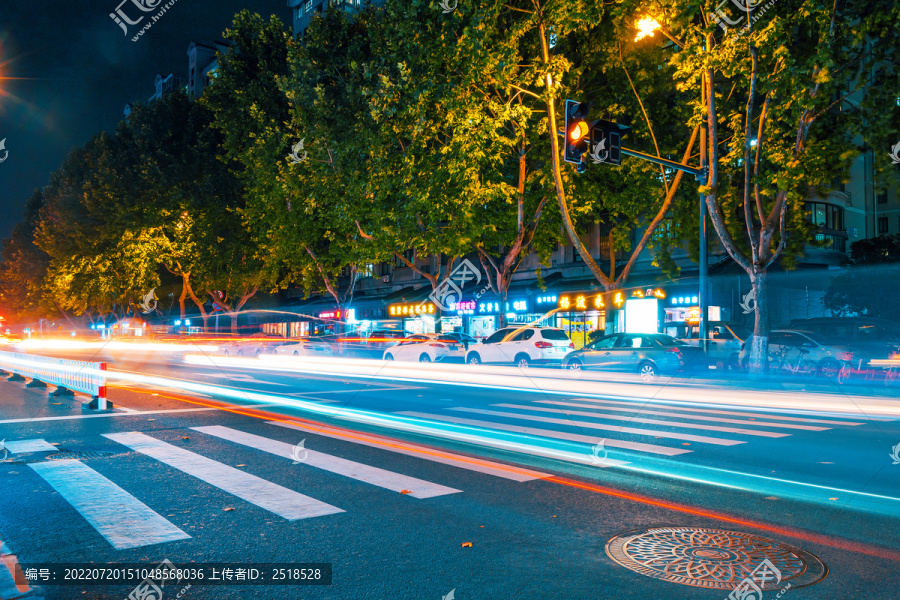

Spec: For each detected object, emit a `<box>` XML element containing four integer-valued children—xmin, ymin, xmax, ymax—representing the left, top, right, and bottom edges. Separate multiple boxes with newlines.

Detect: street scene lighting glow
<box><xmin>1</xmin><ymin>2</ymin><xmax>899</xmax><ymax>597</ymax></box>
<box><xmin>634</xmin><ymin>17</ymin><xmax>661</xmax><ymax>42</ymax></box>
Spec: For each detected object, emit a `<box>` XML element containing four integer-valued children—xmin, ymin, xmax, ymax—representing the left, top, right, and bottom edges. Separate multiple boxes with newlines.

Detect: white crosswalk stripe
<box><xmin>3</xmin><ymin>439</ymin><xmax>57</xmax><ymax>453</ymax></box>
<box><xmin>29</xmin><ymin>459</ymin><xmax>190</xmax><ymax>550</ymax></box>
<box><xmin>446</xmin><ymin>407</ymin><xmax>746</xmax><ymax>445</ymax></box>
<box><xmin>104</xmin><ymin>432</ymin><xmax>345</xmax><ymax>521</ymax></box>
<box><xmin>268</xmin><ymin>420</ymin><xmax>551</xmax><ymax>481</ymax></box>
<box><xmin>192</xmin><ymin>425</ymin><xmax>462</xmax><ymax>498</ymax></box>
<box><xmin>527</xmin><ymin>400</ymin><xmax>832</xmax><ymax>431</ymax></box>
<box><xmin>397</xmin><ymin>411</ymin><xmax>691</xmax><ymax>456</ymax></box>
<box><xmin>557</xmin><ymin>397</ymin><xmax>869</xmax><ymax>426</ymax></box>
<box><xmin>486</xmin><ymin>403</ymin><xmax>792</xmax><ymax>437</ymax></box>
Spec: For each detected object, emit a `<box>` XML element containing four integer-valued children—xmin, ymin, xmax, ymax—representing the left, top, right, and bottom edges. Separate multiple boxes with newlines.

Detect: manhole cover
<box><xmin>606</xmin><ymin>527</ymin><xmax>827</xmax><ymax>590</ymax></box>
<box><xmin>45</xmin><ymin>451</ymin><xmax>118</xmax><ymax>460</ymax></box>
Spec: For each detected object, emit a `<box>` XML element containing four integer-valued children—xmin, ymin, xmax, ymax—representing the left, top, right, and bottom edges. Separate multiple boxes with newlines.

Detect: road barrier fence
<box><xmin>0</xmin><ymin>351</ymin><xmax>109</xmax><ymax>409</ymax></box>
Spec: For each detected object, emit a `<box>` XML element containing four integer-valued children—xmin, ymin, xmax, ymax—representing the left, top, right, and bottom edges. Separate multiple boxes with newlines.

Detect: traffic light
<box><xmin>564</xmin><ymin>100</ymin><xmax>590</xmax><ymax>171</ymax></box>
<box><xmin>588</xmin><ymin>119</ymin><xmax>630</xmax><ymax>166</ymax></box>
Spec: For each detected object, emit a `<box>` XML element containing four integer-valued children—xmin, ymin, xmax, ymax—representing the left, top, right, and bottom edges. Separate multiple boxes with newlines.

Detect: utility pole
<box><xmin>699</xmin><ymin>70</ymin><xmax>709</xmax><ymax>354</ymax></box>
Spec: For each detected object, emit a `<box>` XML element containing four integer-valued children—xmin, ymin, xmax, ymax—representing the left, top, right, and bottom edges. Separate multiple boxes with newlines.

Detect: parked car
<box><xmin>218</xmin><ymin>333</ymin><xmax>286</xmax><ymax>357</ymax></box>
<box><xmin>441</xmin><ymin>332</ymin><xmax>479</xmax><ymax>350</ymax></box>
<box><xmin>271</xmin><ymin>337</ymin><xmax>335</xmax><ymax>357</ymax></box>
<box><xmin>787</xmin><ymin>317</ymin><xmax>900</xmax><ymax>352</ymax></box>
<box><xmin>663</xmin><ymin>321</ymin><xmax>750</xmax><ymax>370</ymax></box>
<box><xmin>464</xmin><ymin>327</ymin><xmax>573</xmax><ymax>367</ymax></box>
<box><xmin>383</xmin><ymin>334</ymin><xmax>466</xmax><ymax>363</ymax></box>
<box><xmin>738</xmin><ymin>329</ymin><xmax>870</xmax><ymax>378</ymax></box>
<box><xmin>332</xmin><ymin>330</ymin><xmax>407</xmax><ymax>358</ymax></box>
<box><xmin>562</xmin><ymin>333</ymin><xmax>707</xmax><ymax>383</ymax></box>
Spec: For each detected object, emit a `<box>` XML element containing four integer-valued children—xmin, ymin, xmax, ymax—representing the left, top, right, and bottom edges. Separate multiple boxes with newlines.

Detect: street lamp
<box><xmin>636</xmin><ymin>16</ymin><xmax>709</xmax><ymax>353</ymax></box>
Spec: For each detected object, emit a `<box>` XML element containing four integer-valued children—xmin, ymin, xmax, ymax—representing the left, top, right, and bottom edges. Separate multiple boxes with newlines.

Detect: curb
<box><xmin>0</xmin><ymin>540</ymin><xmax>35</xmax><ymax>600</ymax></box>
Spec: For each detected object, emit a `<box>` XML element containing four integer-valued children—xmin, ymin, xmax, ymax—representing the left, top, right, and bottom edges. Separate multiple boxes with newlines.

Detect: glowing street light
<box><xmin>634</xmin><ymin>17</ymin><xmax>661</xmax><ymax>42</ymax></box>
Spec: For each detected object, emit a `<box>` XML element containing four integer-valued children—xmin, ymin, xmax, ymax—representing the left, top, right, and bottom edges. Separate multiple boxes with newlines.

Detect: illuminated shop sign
<box><xmin>536</xmin><ymin>295</ymin><xmax>558</xmax><ymax>304</ymax></box>
<box><xmin>558</xmin><ymin>293</ymin><xmax>604</xmax><ymax>311</ymax></box>
<box><xmin>388</xmin><ymin>302</ymin><xmax>436</xmax><ymax>317</ymax></box>
<box><xmin>633</xmin><ymin>288</ymin><xmax>666</xmax><ymax>299</ymax></box>
<box><xmin>478</xmin><ymin>302</ymin><xmax>500</xmax><ymax>313</ymax></box>
<box><xmin>450</xmin><ymin>300</ymin><xmax>476</xmax><ymax>314</ymax></box>
<box><xmin>671</xmin><ymin>295</ymin><xmax>699</xmax><ymax>305</ymax></box>
<box><xmin>476</xmin><ymin>300</ymin><xmax>529</xmax><ymax>314</ymax></box>
<box><xmin>557</xmin><ymin>288</ymin><xmax>666</xmax><ymax>311</ymax></box>
<box><xmin>319</xmin><ymin>310</ymin><xmax>341</xmax><ymax>319</ymax></box>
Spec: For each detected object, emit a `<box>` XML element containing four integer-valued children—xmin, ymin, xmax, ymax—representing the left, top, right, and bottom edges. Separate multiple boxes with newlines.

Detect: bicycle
<box><xmin>770</xmin><ymin>345</ymin><xmax>817</xmax><ymax>377</ymax></box>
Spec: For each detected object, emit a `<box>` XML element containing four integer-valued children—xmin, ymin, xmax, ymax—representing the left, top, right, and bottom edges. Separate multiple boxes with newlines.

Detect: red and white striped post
<box><xmin>95</xmin><ymin>362</ymin><xmax>108</xmax><ymax>410</ymax></box>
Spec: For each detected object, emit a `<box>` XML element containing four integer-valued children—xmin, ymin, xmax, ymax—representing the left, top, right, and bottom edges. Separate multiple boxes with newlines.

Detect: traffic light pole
<box><xmin>619</xmin><ymin>147</ymin><xmax>704</xmax><ymax>179</ymax></box>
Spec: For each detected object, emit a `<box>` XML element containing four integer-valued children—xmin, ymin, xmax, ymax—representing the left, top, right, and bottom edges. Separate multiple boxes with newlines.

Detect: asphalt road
<box><xmin>1</xmin><ymin>349</ymin><xmax>899</xmax><ymax>599</ymax></box>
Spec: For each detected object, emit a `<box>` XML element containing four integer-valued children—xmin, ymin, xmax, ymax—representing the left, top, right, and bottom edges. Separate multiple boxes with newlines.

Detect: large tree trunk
<box><xmin>748</xmin><ymin>270</ymin><xmax>770</xmax><ymax>375</ymax></box>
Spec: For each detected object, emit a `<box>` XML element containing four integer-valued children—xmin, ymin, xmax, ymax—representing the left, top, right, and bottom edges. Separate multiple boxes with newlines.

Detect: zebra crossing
<box><xmin>12</xmin><ymin>424</ymin><xmax>548</xmax><ymax>552</ymax></box>
<box><xmin>6</xmin><ymin>397</ymin><xmax>881</xmax><ymax>554</ymax></box>
<box><xmin>396</xmin><ymin>395</ymin><xmax>872</xmax><ymax>465</ymax></box>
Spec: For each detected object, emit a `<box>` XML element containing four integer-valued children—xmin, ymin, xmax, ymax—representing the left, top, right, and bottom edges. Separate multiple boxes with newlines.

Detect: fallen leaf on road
<box><xmin>147</xmin><ymin>419</ymin><xmax>156</xmax><ymax>421</ymax></box>
<box><xmin>236</xmin><ymin>464</ymin><xmax>246</xmax><ymax>467</ymax></box>
<box><xmin>764</xmin><ymin>497</ymin><xmax>779</xmax><ymax>500</ymax></box>
<box><xmin>50</xmin><ymin>403</ymin><xmax>61</xmax><ymax>405</ymax></box>
<box><xmin>829</xmin><ymin>498</ymin><xmax>838</xmax><ymax>501</ymax></box>
<box><xmin>400</xmin><ymin>489</ymin><xmax>412</xmax><ymax>494</ymax></box>
<box><xmin>223</xmin><ymin>507</ymin><xmax>235</xmax><ymax>511</ymax></box>
<box><xmin>682</xmin><ymin>443</ymin><xmax>691</xmax><ymax>446</ymax></box>
<box><xmin>552</xmin><ymin>515</ymin><xmax>557</xmax><ymax>518</ymax></box>
<box><xmin>182</xmin><ymin>437</ymin><xmax>190</xmax><ymax>440</ymax></box>
<box><xmin>461</xmin><ymin>542</ymin><xmax>473</xmax><ymax>548</ymax></box>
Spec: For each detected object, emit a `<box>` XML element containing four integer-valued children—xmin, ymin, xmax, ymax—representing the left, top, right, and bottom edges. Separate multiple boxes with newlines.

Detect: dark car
<box><xmin>562</xmin><ymin>333</ymin><xmax>707</xmax><ymax>382</ymax></box>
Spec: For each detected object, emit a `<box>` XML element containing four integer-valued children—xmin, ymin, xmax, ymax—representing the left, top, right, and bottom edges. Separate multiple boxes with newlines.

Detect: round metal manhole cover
<box><xmin>606</xmin><ymin>527</ymin><xmax>828</xmax><ymax>590</ymax></box>
<box><xmin>45</xmin><ymin>451</ymin><xmax>118</xmax><ymax>460</ymax></box>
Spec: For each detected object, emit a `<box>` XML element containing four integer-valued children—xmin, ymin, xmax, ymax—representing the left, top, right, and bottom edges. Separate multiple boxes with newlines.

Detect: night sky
<box><xmin>0</xmin><ymin>0</ymin><xmax>291</xmax><ymax>241</ymax></box>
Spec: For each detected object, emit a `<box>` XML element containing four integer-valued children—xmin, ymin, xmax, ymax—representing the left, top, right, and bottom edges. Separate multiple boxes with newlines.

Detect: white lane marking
<box><xmin>531</xmin><ymin>400</ymin><xmax>830</xmax><ymax>430</ymax></box>
<box><xmin>446</xmin><ymin>407</ymin><xmax>747</xmax><ymax>445</ymax></box>
<box><xmin>193</xmin><ymin>426</ymin><xmax>461</xmax><ymax>499</ymax></box>
<box><xmin>103</xmin><ymin>432</ymin><xmax>344</xmax><ymax>521</ymax></box>
<box><xmin>3</xmin><ymin>439</ymin><xmax>57</xmax><ymax>453</ymax></box>
<box><xmin>116</xmin><ymin>406</ymin><xmax>139</xmax><ymax>413</ymax></box>
<box><xmin>0</xmin><ymin>407</ymin><xmax>220</xmax><ymax>424</ymax></box>
<box><xmin>564</xmin><ymin>397</ymin><xmax>868</xmax><ymax>425</ymax></box>
<box><xmin>397</xmin><ymin>412</ymin><xmax>695</xmax><ymax>455</ymax></box>
<box><xmin>268</xmin><ymin>421</ymin><xmax>550</xmax><ymax>481</ymax></box>
<box><xmin>28</xmin><ymin>460</ymin><xmax>190</xmax><ymax>550</ymax></box>
<box><xmin>0</xmin><ymin>552</ymin><xmax>31</xmax><ymax>599</ymax></box>
<box><xmin>487</xmin><ymin>404</ymin><xmax>791</xmax><ymax>438</ymax></box>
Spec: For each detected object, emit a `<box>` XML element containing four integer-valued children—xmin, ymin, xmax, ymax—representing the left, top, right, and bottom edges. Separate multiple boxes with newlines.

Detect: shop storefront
<box><xmin>388</xmin><ymin>301</ymin><xmax>437</xmax><ymax>334</ymax></box>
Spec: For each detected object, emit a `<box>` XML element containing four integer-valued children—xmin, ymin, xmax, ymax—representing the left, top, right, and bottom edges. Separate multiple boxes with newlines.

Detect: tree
<box><xmin>114</xmin><ymin>91</ymin><xmax>247</xmax><ymax>324</ymax></box>
<box><xmin>0</xmin><ymin>190</ymin><xmax>54</xmax><ymax>324</ymax></box>
<box><xmin>653</xmin><ymin>0</ymin><xmax>900</xmax><ymax>371</ymax></box>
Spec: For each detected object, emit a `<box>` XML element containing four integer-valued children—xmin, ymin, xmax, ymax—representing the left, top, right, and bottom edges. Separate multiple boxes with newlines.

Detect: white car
<box><xmin>218</xmin><ymin>333</ymin><xmax>286</xmax><ymax>357</ymax></box>
<box><xmin>271</xmin><ymin>337</ymin><xmax>335</xmax><ymax>357</ymax></box>
<box><xmin>383</xmin><ymin>334</ymin><xmax>466</xmax><ymax>363</ymax></box>
<box><xmin>464</xmin><ymin>327</ymin><xmax>573</xmax><ymax>367</ymax></box>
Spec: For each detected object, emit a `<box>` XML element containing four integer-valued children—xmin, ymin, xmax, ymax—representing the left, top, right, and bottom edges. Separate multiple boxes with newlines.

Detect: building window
<box><xmin>878</xmin><ymin>216</ymin><xmax>889</xmax><ymax>234</ymax></box>
<box><xmin>361</xmin><ymin>264</ymin><xmax>374</xmax><ymax>278</ymax></box>
<box><xmin>877</xmin><ymin>191</ymin><xmax>888</xmax><ymax>204</ymax></box>
<box><xmin>804</xmin><ymin>202</ymin><xmax>844</xmax><ymax>231</ymax></box>
<box><xmin>298</xmin><ymin>6</ymin><xmax>303</xmax><ymax>16</ymax></box>
<box><xmin>305</xmin><ymin>0</ymin><xmax>312</xmax><ymax>9</ymax></box>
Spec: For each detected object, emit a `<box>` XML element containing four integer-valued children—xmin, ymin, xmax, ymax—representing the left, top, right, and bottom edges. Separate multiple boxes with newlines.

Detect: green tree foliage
<box><xmin>649</xmin><ymin>0</ymin><xmax>900</xmax><ymax>370</ymax></box>
<box><xmin>0</xmin><ymin>190</ymin><xmax>54</xmax><ymax>323</ymax></box>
